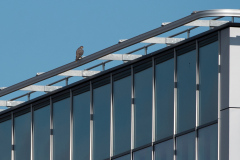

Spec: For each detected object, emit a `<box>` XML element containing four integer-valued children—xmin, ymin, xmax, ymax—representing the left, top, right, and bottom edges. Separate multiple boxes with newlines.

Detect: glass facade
<box><xmin>199</xmin><ymin>41</ymin><xmax>218</xmax><ymax>125</ymax></box>
<box><xmin>177</xmin><ymin>132</ymin><xmax>195</xmax><ymax>160</ymax></box>
<box><xmin>0</xmin><ymin>33</ymin><xmax>220</xmax><ymax>160</ymax></box>
<box><xmin>73</xmin><ymin>91</ymin><xmax>90</xmax><ymax>160</ymax></box>
<box><xmin>113</xmin><ymin>76</ymin><xmax>131</xmax><ymax>155</ymax></box>
<box><xmin>155</xmin><ymin>58</ymin><xmax>174</xmax><ymax>140</ymax></box>
<box><xmin>93</xmin><ymin>84</ymin><xmax>111</xmax><ymax>160</ymax></box>
<box><xmin>198</xmin><ymin>124</ymin><xmax>218</xmax><ymax>160</ymax></box>
<box><xmin>155</xmin><ymin>139</ymin><xmax>173</xmax><ymax>160</ymax></box>
<box><xmin>177</xmin><ymin>50</ymin><xmax>196</xmax><ymax>133</ymax></box>
<box><xmin>34</xmin><ymin>105</ymin><xmax>50</xmax><ymax>160</ymax></box>
<box><xmin>114</xmin><ymin>154</ymin><xmax>131</xmax><ymax>160</ymax></box>
<box><xmin>14</xmin><ymin>112</ymin><xmax>31</xmax><ymax>160</ymax></box>
<box><xmin>53</xmin><ymin>98</ymin><xmax>70</xmax><ymax>160</ymax></box>
<box><xmin>134</xmin><ymin>147</ymin><xmax>152</xmax><ymax>160</ymax></box>
<box><xmin>0</xmin><ymin>119</ymin><xmax>12</xmax><ymax>160</ymax></box>
<box><xmin>134</xmin><ymin>67</ymin><xmax>152</xmax><ymax>148</ymax></box>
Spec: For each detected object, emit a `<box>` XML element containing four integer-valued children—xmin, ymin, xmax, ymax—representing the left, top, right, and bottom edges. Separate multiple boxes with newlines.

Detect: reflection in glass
<box><xmin>134</xmin><ymin>67</ymin><xmax>152</xmax><ymax>148</ymax></box>
<box><xmin>113</xmin><ymin>76</ymin><xmax>131</xmax><ymax>155</ymax></box>
<box><xmin>14</xmin><ymin>112</ymin><xmax>31</xmax><ymax>160</ymax></box>
<box><xmin>114</xmin><ymin>154</ymin><xmax>131</xmax><ymax>160</ymax></box>
<box><xmin>199</xmin><ymin>124</ymin><xmax>218</xmax><ymax>160</ymax></box>
<box><xmin>93</xmin><ymin>84</ymin><xmax>111</xmax><ymax>160</ymax></box>
<box><xmin>177</xmin><ymin>50</ymin><xmax>196</xmax><ymax>133</ymax></box>
<box><xmin>155</xmin><ymin>59</ymin><xmax>174</xmax><ymax>140</ymax></box>
<box><xmin>34</xmin><ymin>106</ymin><xmax>50</xmax><ymax>160</ymax></box>
<box><xmin>0</xmin><ymin>120</ymin><xmax>11</xmax><ymax>160</ymax></box>
<box><xmin>134</xmin><ymin>147</ymin><xmax>152</xmax><ymax>160</ymax></box>
<box><xmin>53</xmin><ymin>98</ymin><xmax>70</xmax><ymax>160</ymax></box>
<box><xmin>73</xmin><ymin>91</ymin><xmax>90</xmax><ymax>160</ymax></box>
<box><xmin>155</xmin><ymin>139</ymin><xmax>173</xmax><ymax>160</ymax></box>
<box><xmin>177</xmin><ymin>132</ymin><xmax>195</xmax><ymax>160</ymax></box>
<box><xmin>199</xmin><ymin>41</ymin><xmax>218</xmax><ymax>125</ymax></box>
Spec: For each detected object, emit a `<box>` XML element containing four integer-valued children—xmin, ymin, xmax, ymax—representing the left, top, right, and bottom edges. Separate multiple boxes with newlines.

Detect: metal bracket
<box><xmin>196</xmin><ymin>84</ymin><xmax>200</xmax><ymax>90</ymax></box>
<box><xmin>1</xmin><ymin>85</ymin><xmax>62</xmax><ymax>92</ymax></box>
<box><xmin>119</xmin><ymin>37</ymin><xmax>185</xmax><ymax>44</ymax></box>
<box><xmin>0</xmin><ymin>100</ymin><xmax>24</xmax><ymax>107</ymax></box>
<box><xmin>162</xmin><ymin>20</ymin><xmax>229</xmax><ymax>27</ymax></box>
<box><xmin>97</xmin><ymin>54</ymin><xmax>142</xmax><ymax>61</ymax></box>
<box><xmin>37</xmin><ymin>70</ymin><xmax>101</xmax><ymax>77</ymax></box>
<box><xmin>174</xmin><ymin>82</ymin><xmax>177</xmax><ymax>88</ymax></box>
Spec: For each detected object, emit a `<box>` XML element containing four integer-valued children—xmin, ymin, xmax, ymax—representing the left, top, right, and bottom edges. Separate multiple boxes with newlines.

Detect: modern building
<box><xmin>0</xmin><ymin>9</ymin><xmax>240</xmax><ymax>160</ymax></box>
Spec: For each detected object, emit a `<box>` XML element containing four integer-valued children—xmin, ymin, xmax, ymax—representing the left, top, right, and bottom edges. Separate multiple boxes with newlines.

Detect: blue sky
<box><xmin>0</xmin><ymin>0</ymin><xmax>239</xmax><ymax>101</ymax></box>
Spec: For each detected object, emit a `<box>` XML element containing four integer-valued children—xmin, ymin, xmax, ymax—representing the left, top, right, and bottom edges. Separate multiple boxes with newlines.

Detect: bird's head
<box><xmin>80</xmin><ymin>46</ymin><xmax>84</xmax><ymax>49</ymax></box>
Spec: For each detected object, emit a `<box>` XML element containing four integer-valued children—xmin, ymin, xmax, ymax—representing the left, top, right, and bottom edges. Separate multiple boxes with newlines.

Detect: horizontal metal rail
<box><xmin>1</xmin><ymin>9</ymin><xmax>240</xmax><ymax>98</ymax></box>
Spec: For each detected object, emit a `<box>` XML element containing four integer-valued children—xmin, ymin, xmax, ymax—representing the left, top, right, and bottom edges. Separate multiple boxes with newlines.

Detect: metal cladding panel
<box><xmin>229</xmin><ymin>27</ymin><xmax>240</xmax><ymax>107</ymax></box>
<box><xmin>220</xmin><ymin>109</ymin><xmax>229</xmax><ymax>160</ymax></box>
<box><xmin>229</xmin><ymin>108</ymin><xmax>240</xmax><ymax>160</ymax></box>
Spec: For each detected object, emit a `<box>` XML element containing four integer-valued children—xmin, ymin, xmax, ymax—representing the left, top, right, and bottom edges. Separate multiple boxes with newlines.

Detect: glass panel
<box><xmin>176</xmin><ymin>132</ymin><xmax>195</xmax><ymax>160</ymax></box>
<box><xmin>114</xmin><ymin>154</ymin><xmax>131</xmax><ymax>160</ymax></box>
<box><xmin>134</xmin><ymin>67</ymin><xmax>152</xmax><ymax>148</ymax></box>
<box><xmin>53</xmin><ymin>98</ymin><xmax>70</xmax><ymax>160</ymax></box>
<box><xmin>155</xmin><ymin>139</ymin><xmax>173</xmax><ymax>160</ymax></box>
<box><xmin>199</xmin><ymin>41</ymin><xmax>218</xmax><ymax>125</ymax></box>
<box><xmin>177</xmin><ymin>50</ymin><xmax>196</xmax><ymax>133</ymax></box>
<box><xmin>93</xmin><ymin>84</ymin><xmax>111</xmax><ymax>160</ymax></box>
<box><xmin>0</xmin><ymin>120</ymin><xmax>12</xmax><ymax>160</ymax></box>
<box><xmin>198</xmin><ymin>124</ymin><xmax>218</xmax><ymax>160</ymax></box>
<box><xmin>14</xmin><ymin>112</ymin><xmax>31</xmax><ymax>160</ymax></box>
<box><xmin>155</xmin><ymin>59</ymin><xmax>174</xmax><ymax>140</ymax></box>
<box><xmin>134</xmin><ymin>147</ymin><xmax>152</xmax><ymax>160</ymax></box>
<box><xmin>34</xmin><ymin>106</ymin><xmax>50</xmax><ymax>160</ymax></box>
<box><xmin>113</xmin><ymin>76</ymin><xmax>131</xmax><ymax>155</ymax></box>
<box><xmin>73</xmin><ymin>91</ymin><xmax>90</xmax><ymax>160</ymax></box>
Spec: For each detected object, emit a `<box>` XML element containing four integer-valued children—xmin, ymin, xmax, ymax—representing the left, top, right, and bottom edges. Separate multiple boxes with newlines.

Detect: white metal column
<box><xmin>220</xmin><ymin>27</ymin><xmax>240</xmax><ymax>160</ymax></box>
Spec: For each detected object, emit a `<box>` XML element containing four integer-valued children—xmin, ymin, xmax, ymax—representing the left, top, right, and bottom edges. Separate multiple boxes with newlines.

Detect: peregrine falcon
<box><xmin>76</xmin><ymin>46</ymin><xmax>84</xmax><ymax>61</ymax></box>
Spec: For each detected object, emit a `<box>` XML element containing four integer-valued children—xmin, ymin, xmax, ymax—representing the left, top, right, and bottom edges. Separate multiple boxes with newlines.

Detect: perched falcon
<box><xmin>76</xmin><ymin>46</ymin><xmax>84</xmax><ymax>61</ymax></box>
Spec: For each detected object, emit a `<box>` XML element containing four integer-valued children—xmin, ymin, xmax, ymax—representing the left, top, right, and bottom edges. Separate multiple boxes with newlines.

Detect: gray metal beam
<box><xmin>37</xmin><ymin>70</ymin><xmax>100</xmax><ymax>77</ymax></box>
<box><xmin>0</xmin><ymin>100</ymin><xmax>24</xmax><ymax>107</ymax></box>
<box><xmin>0</xmin><ymin>9</ymin><xmax>240</xmax><ymax>97</ymax></box>
<box><xmin>119</xmin><ymin>37</ymin><xmax>185</xmax><ymax>44</ymax></box>
<box><xmin>162</xmin><ymin>20</ymin><xmax>229</xmax><ymax>27</ymax></box>
<box><xmin>0</xmin><ymin>85</ymin><xmax>62</xmax><ymax>92</ymax></box>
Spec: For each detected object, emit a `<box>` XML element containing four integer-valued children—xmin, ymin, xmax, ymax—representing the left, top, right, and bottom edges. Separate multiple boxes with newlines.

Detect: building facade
<box><xmin>0</xmin><ymin>21</ymin><xmax>240</xmax><ymax>160</ymax></box>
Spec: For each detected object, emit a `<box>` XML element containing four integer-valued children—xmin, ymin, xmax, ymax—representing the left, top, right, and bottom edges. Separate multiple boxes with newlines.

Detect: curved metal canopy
<box><xmin>0</xmin><ymin>9</ymin><xmax>240</xmax><ymax>98</ymax></box>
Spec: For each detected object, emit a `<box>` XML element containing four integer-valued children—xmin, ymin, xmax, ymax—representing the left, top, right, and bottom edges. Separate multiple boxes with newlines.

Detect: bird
<box><xmin>76</xmin><ymin>46</ymin><xmax>84</xmax><ymax>61</ymax></box>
